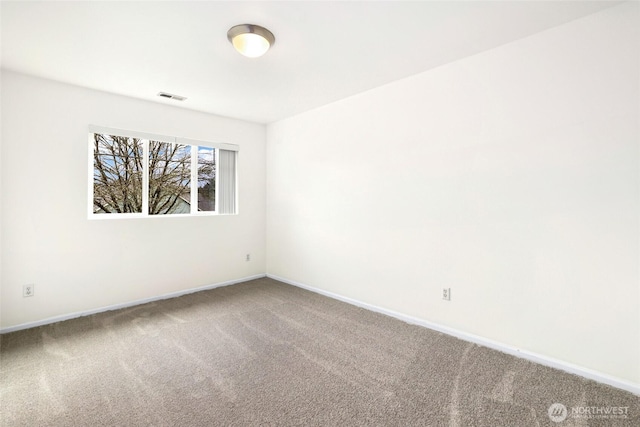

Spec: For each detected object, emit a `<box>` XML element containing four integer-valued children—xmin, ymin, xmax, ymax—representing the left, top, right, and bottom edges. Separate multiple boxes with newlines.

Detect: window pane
<box><xmin>149</xmin><ymin>141</ymin><xmax>191</xmax><ymax>215</ymax></box>
<box><xmin>197</xmin><ymin>146</ymin><xmax>216</xmax><ymax>212</ymax></box>
<box><xmin>93</xmin><ymin>134</ymin><xmax>143</xmax><ymax>213</ymax></box>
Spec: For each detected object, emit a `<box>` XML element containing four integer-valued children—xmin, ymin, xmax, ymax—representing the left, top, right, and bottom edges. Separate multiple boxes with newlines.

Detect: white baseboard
<box><xmin>0</xmin><ymin>274</ymin><xmax>267</xmax><ymax>334</ymax></box>
<box><xmin>267</xmin><ymin>274</ymin><xmax>640</xmax><ymax>396</ymax></box>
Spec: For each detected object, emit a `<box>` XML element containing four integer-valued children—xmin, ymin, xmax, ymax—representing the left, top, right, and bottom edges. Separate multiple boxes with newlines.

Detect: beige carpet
<box><xmin>1</xmin><ymin>277</ymin><xmax>638</xmax><ymax>426</ymax></box>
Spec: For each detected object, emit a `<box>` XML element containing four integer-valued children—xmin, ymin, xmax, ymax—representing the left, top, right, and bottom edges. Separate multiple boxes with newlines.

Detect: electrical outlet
<box><xmin>246</xmin><ymin>254</ymin><xmax>251</xmax><ymax>262</ymax></box>
<box><xmin>442</xmin><ymin>288</ymin><xmax>451</xmax><ymax>301</ymax></box>
<box><xmin>23</xmin><ymin>284</ymin><xmax>35</xmax><ymax>298</ymax></box>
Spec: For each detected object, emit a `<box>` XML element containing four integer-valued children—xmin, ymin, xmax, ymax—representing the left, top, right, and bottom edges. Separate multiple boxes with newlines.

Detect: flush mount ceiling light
<box><xmin>227</xmin><ymin>24</ymin><xmax>275</xmax><ymax>58</ymax></box>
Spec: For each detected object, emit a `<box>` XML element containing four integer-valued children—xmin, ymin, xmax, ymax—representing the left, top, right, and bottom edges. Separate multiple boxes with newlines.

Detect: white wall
<box><xmin>267</xmin><ymin>2</ymin><xmax>639</xmax><ymax>386</ymax></box>
<box><xmin>0</xmin><ymin>71</ymin><xmax>266</xmax><ymax>329</ymax></box>
<box><xmin>0</xmin><ymin>68</ymin><xmax>3</xmax><ymax>329</ymax></box>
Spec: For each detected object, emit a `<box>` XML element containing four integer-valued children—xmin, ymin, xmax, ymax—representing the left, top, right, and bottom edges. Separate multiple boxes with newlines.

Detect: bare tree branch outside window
<box><xmin>148</xmin><ymin>141</ymin><xmax>191</xmax><ymax>215</ymax></box>
<box><xmin>197</xmin><ymin>146</ymin><xmax>216</xmax><ymax>211</ymax></box>
<box><xmin>93</xmin><ymin>134</ymin><xmax>143</xmax><ymax>213</ymax></box>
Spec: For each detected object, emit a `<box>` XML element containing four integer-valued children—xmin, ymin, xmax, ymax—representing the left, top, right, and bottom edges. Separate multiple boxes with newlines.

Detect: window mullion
<box><xmin>191</xmin><ymin>145</ymin><xmax>198</xmax><ymax>214</ymax></box>
<box><xmin>142</xmin><ymin>140</ymin><xmax>149</xmax><ymax>215</ymax></box>
<box><xmin>88</xmin><ymin>136</ymin><xmax>95</xmax><ymax>217</ymax></box>
<box><xmin>215</xmin><ymin>148</ymin><xmax>220</xmax><ymax>213</ymax></box>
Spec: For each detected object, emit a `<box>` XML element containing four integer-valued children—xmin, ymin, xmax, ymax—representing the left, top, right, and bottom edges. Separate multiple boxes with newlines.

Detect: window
<box><xmin>89</xmin><ymin>126</ymin><xmax>237</xmax><ymax>218</ymax></box>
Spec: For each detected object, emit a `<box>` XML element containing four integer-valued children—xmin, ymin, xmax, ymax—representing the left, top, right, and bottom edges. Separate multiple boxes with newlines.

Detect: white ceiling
<box><xmin>1</xmin><ymin>1</ymin><xmax>622</xmax><ymax>124</ymax></box>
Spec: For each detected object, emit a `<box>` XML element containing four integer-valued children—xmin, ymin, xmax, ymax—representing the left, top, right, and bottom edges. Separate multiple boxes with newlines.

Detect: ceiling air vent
<box><xmin>157</xmin><ymin>92</ymin><xmax>187</xmax><ymax>101</ymax></box>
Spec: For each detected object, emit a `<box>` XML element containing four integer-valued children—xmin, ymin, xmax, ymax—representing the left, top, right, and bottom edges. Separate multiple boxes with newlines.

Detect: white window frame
<box><xmin>88</xmin><ymin>125</ymin><xmax>238</xmax><ymax>219</ymax></box>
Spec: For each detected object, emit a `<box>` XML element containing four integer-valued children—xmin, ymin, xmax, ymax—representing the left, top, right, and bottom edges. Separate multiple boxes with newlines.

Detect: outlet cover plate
<box><xmin>23</xmin><ymin>284</ymin><xmax>35</xmax><ymax>297</ymax></box>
